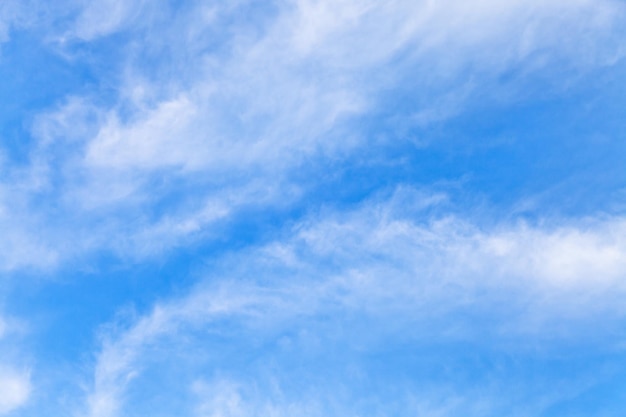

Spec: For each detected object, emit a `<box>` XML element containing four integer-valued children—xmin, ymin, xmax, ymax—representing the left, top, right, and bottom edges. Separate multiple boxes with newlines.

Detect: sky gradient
<box><xmin>1</xmin><ymin>1</ymin><xmax>626</xmax><ymax>416</ymax></box>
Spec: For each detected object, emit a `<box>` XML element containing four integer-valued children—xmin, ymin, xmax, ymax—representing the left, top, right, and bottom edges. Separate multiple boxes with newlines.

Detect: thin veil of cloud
<box><xmin>0</xmin><ymin>370</ymin><xmax>30</xmax><ymax>415</ymax></box>
<box><xmin>0</xmin><ymin>0</ymin><xmax>620</xmax><ymax>270</ymax></box>
<box><xmin>0</xmin><ymin>1</ymin><xmax>624</xmax><ymax>416</ymax></box>
<box><xmin>81</xmin><ymin>190</ymin><xmax>626</xmax><ymax>417</ymax></box>
<box><xmin>0</xmin><ymin>314</ymin><xmax>31</xmax><ymax>416</ymax></box>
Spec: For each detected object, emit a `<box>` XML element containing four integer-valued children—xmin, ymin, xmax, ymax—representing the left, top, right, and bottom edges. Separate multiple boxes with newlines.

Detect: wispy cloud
<box><xmin>81</xmin><ymin>189</ymin><xmax>626</xmax><ymax>417</ymax></box>
<box><xmin>0</xmin><ymin>369</ymin><xmax>30</xmax><ymax>415</ymax></box>
<box><xmin>0</xmin><ymin>177</ymin><xmax>59</xmax><ymax>272</ymax></box>
<box><xmin>1</xmin><ymin>2</ymin><xmax>625</xmax><ymax>416</ymax></box>
<box><xmin>2</xmin><ymin>0</ymin><xmax>620</xmax><ymax>272</ymax></box>
<box><xmin>0</xmin><ymin>314</ymin><xmax>31</xmax><ymax>416</ymax></box>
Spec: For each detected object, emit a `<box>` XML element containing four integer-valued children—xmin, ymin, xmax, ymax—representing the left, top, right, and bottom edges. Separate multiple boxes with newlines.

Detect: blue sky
<box><xmin>1</xmin><ymin>0</ymin><xmax>626</xmax><ymax>416</ymax></box>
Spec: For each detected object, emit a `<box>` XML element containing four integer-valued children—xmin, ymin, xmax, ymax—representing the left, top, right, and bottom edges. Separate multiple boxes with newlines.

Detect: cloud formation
<box><xmin>83</xmin><ymin>190</ymin><xmax>626</xmax><ymax>417</ymax></box>
<box><xmin>0</xmin><ymin>370</ymin><xmax>30</xmax><ymax>415</ymax></box>
<box><xmin>0</xmin><ymin>315</ymin><xmax>31</xmax><ymax>416</ymax></box>
<box><xmin>0</xmin><ymin>1</ymin><xmax>624</xmax><ymax>416</ymax></box>
<box><xmin>2</xmin><ymin>0</ymin><xmax>620</xmax><ymax>272</ymax></box>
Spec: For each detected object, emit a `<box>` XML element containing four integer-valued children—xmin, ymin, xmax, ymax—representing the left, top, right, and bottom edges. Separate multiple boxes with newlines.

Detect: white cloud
<box><xmin>80</xmin><ymin>190</ymin><xmax>626</xmax><ymax>417</ymax></box>
<box><xmin>85</xmin><ymin>96</ymin><xmax>200</xmax><ymax>170</ymax></box>
<box><xmin>0</xmin><ymin>370</ymin><xmax>30</xmax><ymax>415</ymax></box>
<box><xmin>14</xmin><ymin>0</ymin><xmax>618</xmax><ymax>269</ymax></box>
<box><xmin>284</xmin><ymin>0</ymin><xmax>625</xmax><ymax>77</ymax></box>
<box><xmin>0</xmin><ymin>316</ymin><xmax>31</xmax><ymax>416</ymax></box>
<box><xmin>192</xmin><ymin>381</ymin><xmax>258</xmax><ymax>417</ymax></box>
<box><xmin>84</xmin><ymin>287</ymin><xmax>261</xmax><ymax>417</ymax></box>
<box><xmin>0</xmin><ymin>180</ymin><xmax>59</xmax><ymax>272</ymax></box>
<box><xmin>70</xmin><ymin>0</ymin><xmax>148</xmax><ymax>40</ymax></box>
<box><xmin>0</xmin><ymin>0</ymin><xmax>623</xmax><ymax>272</ymax></box>
<box><xmin>190</xmin><ymin>379</ymin><xmax>344</xmax><ymax>417</ymax></box>
<box><xmin>61</xmin><ymin>0</ymin><xmax>626</xmax><ymax>178</ymax></box>
<box><xmin>0</xmin><ymin>0</ymin><xmax>27</xmax><ymax>43</ymax></box>
<box><xmin>480</xmin><ymin>220</ymin><xmax>626</xmax><ymax>287</ymax></box>
<box><xmin>188</xmin><ymin>378</ymin><xmax>577</xmax><ymax>417</ymax></box>
<box><xmin>0</xmin><ymin>2</ymin><xmax>623</xmax><ymax>415</ymax></box>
